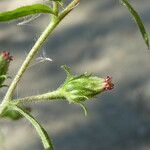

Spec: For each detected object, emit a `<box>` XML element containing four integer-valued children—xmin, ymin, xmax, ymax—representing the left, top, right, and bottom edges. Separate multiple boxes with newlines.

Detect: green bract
<box><xmin>59</xmin><ymin>66</ymin><xmax>104</xmax><ymax>103</ymax></box>
<box><xmin>56</xmin><ymin>65</ymin><xmax>114</xmax><ymax>115</ymax></box>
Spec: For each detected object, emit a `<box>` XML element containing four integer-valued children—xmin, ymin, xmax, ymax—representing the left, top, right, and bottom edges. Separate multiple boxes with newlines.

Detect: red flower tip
<box><xmin>2</xmin><ymin>51</ymin><xmax>13</xmax><ymax>62</ymax></box>
<box><xmin>104</xmin><ymin>76</ymin><xmax>114</xmax><ymax>90</ymax></box>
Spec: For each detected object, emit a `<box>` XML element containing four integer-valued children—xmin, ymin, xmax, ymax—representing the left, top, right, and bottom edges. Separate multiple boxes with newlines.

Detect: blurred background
<box><xmin>0</xmin><ymin>0</ymin><xmax>150</xmax><ymax>149</ymax></box>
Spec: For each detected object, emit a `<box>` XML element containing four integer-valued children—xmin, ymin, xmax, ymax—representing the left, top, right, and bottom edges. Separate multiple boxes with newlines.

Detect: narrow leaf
<box><xmin>122</xmin><ymin>0</ymin><xmax>149</xmax><ymax>49</ymax></box>
<box><xmin>1</xmin><ymin>106</ymin><xmax>31</xmax><ymax>120</ymax></box>
<box><xmin>11</xmin><ymin>105</ymin><xmax>54</xmax><ymax>150</ymax></box>
<box><xmin>0</xmin><ymin>4</ymin><xmax>55</xmax><ymax>22</ymax></box>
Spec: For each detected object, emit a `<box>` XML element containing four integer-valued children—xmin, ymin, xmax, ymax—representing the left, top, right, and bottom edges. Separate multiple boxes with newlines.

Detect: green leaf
<box><xmin>0</xmin><ymin>4</ymin><xmax>55</xmax><ymax>22</ymax></box>
<box><xmin>1</xmin><ymin>106</ymin><xmax>31</xmax><ymax>120</ymax></box>
<box><xmin>10</xmin><ymin>105</ymin><xmax>54</xmax><ymax>150</ymax></box>
<box><xmin>122</xmin><ymin>0</ymin><xmax>149</xmax><ymax>49</ymax></box>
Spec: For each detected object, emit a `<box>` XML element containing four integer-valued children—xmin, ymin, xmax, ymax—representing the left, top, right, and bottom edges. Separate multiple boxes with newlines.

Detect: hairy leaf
<box><xmin>1</xmin><ymin>106</ymin><xmax>31</xmax><ymax>120</ymax></box>
<box><xmin>0</xmin><ymin>4</ymin><xmax>55</xmax><ymax>22</ymax></box>
<box><xmin>122</xmin><ymin>0</ymin><xmax>149</xmax><ymax>49</ymax></box>
<box><xmin>11</xmin><ymin>105</ymin><xmax>54</xmax><ymax>150</ymax></box>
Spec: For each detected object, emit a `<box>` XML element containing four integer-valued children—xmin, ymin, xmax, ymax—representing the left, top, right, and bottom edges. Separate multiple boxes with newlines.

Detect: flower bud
<box><xmin>0</xmin><ymin>51</ymin><xmax>13</xmax><ymax>87</ymax></box>
<box><xmin>59</xmin><ymin>65</ymin><xmax>114</xmax><ymax>104</ymax></box>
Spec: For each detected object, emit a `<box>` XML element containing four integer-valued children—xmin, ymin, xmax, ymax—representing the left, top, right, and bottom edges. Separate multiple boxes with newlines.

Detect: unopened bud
<box><xmin>59</xmin><ymin>65</ymin><xmax>114</xmax><ymax>103</ymax></box>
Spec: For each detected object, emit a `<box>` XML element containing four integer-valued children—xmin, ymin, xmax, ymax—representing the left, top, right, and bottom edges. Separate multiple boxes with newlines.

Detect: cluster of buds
<box><xmin>58</xmin><ymin>66</ymin><xmax>114</xmax><ymax>104</ymax></box>
<box><xmin>0</xmin><ymin>51</ymin><xmax>13</xmax><ymax>87</ymax></box>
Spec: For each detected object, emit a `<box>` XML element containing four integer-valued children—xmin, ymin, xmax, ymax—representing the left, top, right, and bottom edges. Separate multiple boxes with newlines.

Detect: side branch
<box><xmin>14</xmin><ymin>90</ymin><xmax>64</xmax><ymax>105</ymax></box>
<box><xmin>0</xmin><ymin>0</ymin><xmax>80</xmax><ymax>115</ymax></box>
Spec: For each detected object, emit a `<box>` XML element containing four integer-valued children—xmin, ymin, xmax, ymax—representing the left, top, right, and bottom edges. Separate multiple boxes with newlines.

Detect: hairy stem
<box><xmin>59</xmin><ymin>0</ymin><xmax>80</xmax><ymax>20</ymax></box>
<box><xmin>10</xmin><ymin>105</ymin><xmax>54</xmax><ymax>150</ymax></box>
<box><xmin>14</xmin><ymin>90</ymin><xmax>64</xmax><ymax>105</ymax></box>
<box><xmin>0</xmin><ymin>21</ymin><xmax>58</xmax><ymax>115</ymax></box>
<box><xmin>0</xmin><ymin>0</ymin><xmax>80</xmax><ymax>115</ymax></box>
<box><xmin>52</xmin><ymin>1</ymin><xmax>59</xmax><ymax>16</ymax></box>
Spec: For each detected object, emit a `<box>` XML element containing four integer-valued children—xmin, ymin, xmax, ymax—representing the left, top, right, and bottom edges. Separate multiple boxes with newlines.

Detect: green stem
<box><xmin>52</xmin><ymin>1</ymin><xmax>59</xmax><ymax>16</ymax></box>
<box><xmin>0</xmin><ymin>21</ymin><xmax>58</xmax><ymax>115</ymax></box>
<box><xmin>0</xmin><ymin>0</ymin><xmax>80</xmax><ymax>115</ymax></box>
<box><xmin>59</xmin><ymin>0</ymin><xmax>80</xmax><ymax>20</ymax></box>
<box><xmin>10</xmin><ymin>105</ymin><xmax>54</xmax><ymax>150</ymax></box>
<box><xmin>14</xmin><ymin>90</ymin><xmax>64</xmax><ymax>105</ymax></box>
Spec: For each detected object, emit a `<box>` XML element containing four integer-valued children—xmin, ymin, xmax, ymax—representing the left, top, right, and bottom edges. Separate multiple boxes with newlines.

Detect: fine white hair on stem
<box><xmin>36</xmin><ymin>49</ymin><xmax>52</xmax><ymax>62</ymax></box>
<box><xmin>17</xmin><ymin>0</ymin><xmax>47</xmax><ymax>26</ymax></box>
<box><xmin>28</xmin><ymin>49</ymin><xmax>52</xmax><ymax>69</ymax></box>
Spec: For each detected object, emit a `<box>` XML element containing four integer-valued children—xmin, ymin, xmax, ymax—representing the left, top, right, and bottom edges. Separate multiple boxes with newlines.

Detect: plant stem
<box><xmin>0</xmin><ymin>20</ymin><xmax>58</xmax><ymax>115</ymax></box>
<box><xmin>0</xmin><ymin>0</ymin><xmax>80</xmax><ymax>115</ymax></box>
<box><xmin>52</xmin><ymin>1</ymin><xmax>59</xmax><ymax>16</ymax></box>
<box><xmin>59</xmin><ymin>0</ymin><xmax>80</xmax><ymax>20</ymax></box>
<box><xmin>14</xmin><ymin>90</ymin><xmax>64</xmax><ymax>105</ymax></box>
<box><xmin>10</xmin><ymin>105</ymin><xmax>54</xmax><ymax>150</ymax></box>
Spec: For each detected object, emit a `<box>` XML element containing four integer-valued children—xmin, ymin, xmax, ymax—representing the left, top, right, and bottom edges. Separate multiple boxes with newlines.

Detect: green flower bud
<box><xmin>59</xmin><ymin>65</ymin><xmax>114</xmax><ymax>103</ymax></box>
<box><xmin>0</xmin><ymin>51</ymin><xmax>13</xmax><ymax>87</ymax></box>
<box><xmin>58</xmin><ymin>65</ymin><xmax>114</xmax><ymax>115</ymax></box>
